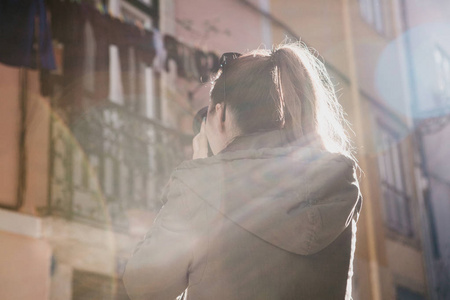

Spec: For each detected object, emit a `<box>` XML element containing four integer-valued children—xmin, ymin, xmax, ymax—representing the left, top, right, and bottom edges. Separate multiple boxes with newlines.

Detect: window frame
<box><xmin>358</xmin><ymin>0</ymin><xmax>386</xmax><ymax>35</ymax></box>
<box><xmin>376</xmin><ymin>120</ymin><xmax>413</xmax><ymax>237</ymax></box>
<box><xmin>434</xmin><ymin>45</ymin><xmax>450</xmax><ymax>101</ymax></box>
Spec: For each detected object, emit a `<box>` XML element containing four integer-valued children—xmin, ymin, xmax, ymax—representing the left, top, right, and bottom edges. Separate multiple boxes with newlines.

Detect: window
<box><xmin>108</xmin><ymin>0</ymin><xmax>155</xmax><ymax>115</ymax></box>
<box><xmin>396</xmin><ymin>286</ymin><xmax>425</xmax><ymax>300</ymax></box>
<box><xmin>434</xmin><ymin>46</ymin><xmax>450</xmax><ymax>104</ymax></box>
<box><xmin>359</xmin><ymin>0</ymin><xmax>385</xmax><ymax>34</ymax></box>
<box><xmin>137</xmin><ymin>0</ymin><xmax>152</xmax><ymax>5</ymax></box>
<box><xmin>108</xmin><ymin>0</ymin><xmax>155</xmax><ymax>29</ymax></box>
<box><xmin>121</xmin><ymin>1</ymin><xmax>153</xmax><ymax>29</ymax></box>
<box><xmin>377</xmin><ymin>122</ymin><xmax>413</xmax><ymax>236</ymax></box>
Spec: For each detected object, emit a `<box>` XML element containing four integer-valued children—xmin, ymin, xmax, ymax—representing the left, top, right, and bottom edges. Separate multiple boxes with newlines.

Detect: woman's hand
<box><xmin>192</xmin><ymin>120</ymin><xmax>209</xmax><ymax>159</ymax></box>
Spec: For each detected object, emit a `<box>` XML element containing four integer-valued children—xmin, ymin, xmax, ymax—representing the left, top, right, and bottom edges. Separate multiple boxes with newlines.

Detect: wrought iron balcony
<box><xmin>43</xmin><ymin>100</ymin><xmax>191</xmax><ymax>231</ymax></box>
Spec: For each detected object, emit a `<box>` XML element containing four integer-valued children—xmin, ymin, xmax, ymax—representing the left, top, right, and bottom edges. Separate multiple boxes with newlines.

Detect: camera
<box><xmin>192</xmin><ymin>106</ymin><xmax>208</xmax><ymax>135</ymax></box>
<box><xmin>192</xmin><ymin>106</ymin><xmax>213</xmax><ymax>156</ymax></box>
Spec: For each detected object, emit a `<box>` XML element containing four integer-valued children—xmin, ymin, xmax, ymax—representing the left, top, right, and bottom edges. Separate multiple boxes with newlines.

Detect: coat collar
<box><xmin>220</xmin><ymin>129</ymin><xmax>321</xmax><ymax>154</ymax></box>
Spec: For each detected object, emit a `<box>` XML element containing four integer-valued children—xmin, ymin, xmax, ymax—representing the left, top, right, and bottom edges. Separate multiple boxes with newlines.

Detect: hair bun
<box><xmin>270</xmin><ymin>48</ymin><xmax>282</xmax><ymax>66</ymax></box>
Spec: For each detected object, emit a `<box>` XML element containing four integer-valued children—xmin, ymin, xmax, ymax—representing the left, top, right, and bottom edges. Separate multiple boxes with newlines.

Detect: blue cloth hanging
<box><xmin>0</xmin><ymin>0</ymin><xmax>56</xmax><ymax>70</ymax></box>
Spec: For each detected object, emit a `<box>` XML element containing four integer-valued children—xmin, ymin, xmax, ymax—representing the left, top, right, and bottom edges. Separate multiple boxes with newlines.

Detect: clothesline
<box><xmin>0</xmin><ymin>0</ymin><xmax>221</xmax><ymax>85</ymax></box>
<box><xmin>0</xmin><ymin>0</ymin><xmax>56</xmax><ymax>70</ymax></box>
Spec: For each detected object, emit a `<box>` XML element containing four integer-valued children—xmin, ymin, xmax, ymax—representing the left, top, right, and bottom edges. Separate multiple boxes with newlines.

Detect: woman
<box><xmin>123</xmin><ymin>43</ymin><xmax>362</xmax><ymax>300</ymax></box>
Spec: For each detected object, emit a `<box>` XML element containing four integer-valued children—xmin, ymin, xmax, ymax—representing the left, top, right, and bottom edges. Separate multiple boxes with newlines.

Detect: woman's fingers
<box><xmin>192</xmin><ymin>120</ymin><xmax>208</xmax><ymax>159</ymax></box>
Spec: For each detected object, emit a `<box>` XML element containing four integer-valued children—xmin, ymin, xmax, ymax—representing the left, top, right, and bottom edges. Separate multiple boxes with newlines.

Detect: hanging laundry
<box><xmin>0</xmin><ymin>0</ymin><xmax>55</xmax><ymax>70</ymax></box>
<box><xmin>110</xmin><ymin>17</ymin><xmax>155</xmax><ymax>67</ymax></box>
<box><xmin>136</xmin><ymin>30</ymin><xmax>156</xmax><ymax>66</ymax></box>
<box><xmin>194</xmin><ymin>50</ymin><xmax>209</xmax><ymax>83</ymax></box>
<box><xmin>182</xmin><ymin>45</ymin><xmax>200</xmax><ymax>82</ymax></box>
<box><xmin>152</xmin><ymin>29</ymin><xmax>166</xmax><ymax>72</ymax></box>
<box><xmin>47</xmin><ymin>0</ymin><xmax>156</xmax><ymax>105</ymax></box>
<box><xmin>138</xmin><ymin>28</ymin><xmax>155</xmax><ymax>66</ymax></box>
<box><xmin>164</xmin><ymin>35</ymin><xmax>185</xmax><ymax>78</ymax></box>
<box><xmin>208</xmin><ymin>52</ymin><xmax>220</xmax><ymax>75</ymax></box>
<box><xmin>176</xmin><ymin>42</ymin><xmax>189</xmax><ymax>79</ymax></box>
<box><xmin>193</xmin><ymin>50</ymin><xmax>220</xmax><ymax>83</ymax></box>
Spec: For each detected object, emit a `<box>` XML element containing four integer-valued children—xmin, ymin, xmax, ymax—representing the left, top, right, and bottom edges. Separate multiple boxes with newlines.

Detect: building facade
<box><xmin>1</xmin><ymin>0</ymin><xmax>448</xmax><ymax>299</ymax></box>
<box><xmin>399</xmin><ymin>1</ymin><xmax>450</xmax><ymax>299</ymax></box>
<box><xmin>0</xmin><ymin>0</ymin><xmax>271</xmax><ymax>299</ymax></box>
<box><xmin>268</xmin><ymin>0</ymin><xmax>433</xmax><ymax>299</ymax></box>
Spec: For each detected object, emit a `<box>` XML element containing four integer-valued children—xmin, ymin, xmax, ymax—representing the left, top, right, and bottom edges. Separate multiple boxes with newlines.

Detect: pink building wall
<box><xmin>0</xmin><ymin>231</ymin><xmax>51</xmax><ymax>300</ymax></box>
<box><xmin>170</xmin><ymin>0</ymin><xmax>271</xmax><ymax>118</ymax></box>
<box><xmin>175</xmin><ymin>0</ymin><xmax>269</xmax><ymax>53</ymax></box>
<box><xmin>0</xmin><ymin>64</ymin><xmax>21</xmax><ymax>208</ymax></box>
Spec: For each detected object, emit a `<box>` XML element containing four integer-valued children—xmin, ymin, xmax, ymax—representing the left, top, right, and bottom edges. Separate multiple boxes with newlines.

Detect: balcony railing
<box><xmin>42</xmin><ymin>100</ymin><xmax>191</xmax><ymax>231</ymax></box>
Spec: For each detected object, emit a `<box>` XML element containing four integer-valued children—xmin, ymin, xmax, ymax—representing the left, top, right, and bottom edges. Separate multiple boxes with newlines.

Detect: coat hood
<box><xmin>171</xmin><ymin>130</ymin><xmax>362</xmax><ymax>256</ymax></box>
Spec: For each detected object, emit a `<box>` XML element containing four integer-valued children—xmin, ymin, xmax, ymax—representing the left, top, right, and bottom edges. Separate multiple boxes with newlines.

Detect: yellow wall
<box><xmin>270</xmin><ymin>0</ymin><xmax>427</xmax><ymax>299</ymax></box>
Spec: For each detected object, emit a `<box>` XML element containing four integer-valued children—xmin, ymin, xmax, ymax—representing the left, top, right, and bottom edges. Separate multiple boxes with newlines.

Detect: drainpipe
<box><xmin>342</xmin><ymin>1</ymin><xmax>382</xmax><ymax>299</ymax></box>
<box><xmin>0</xmin><ymin>68</ymin><xmax>27</xmax><ymax>211</ymax></box>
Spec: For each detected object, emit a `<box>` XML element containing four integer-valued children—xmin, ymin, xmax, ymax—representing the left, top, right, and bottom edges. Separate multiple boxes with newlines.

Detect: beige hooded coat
<box><xmin>123</xmin><ymin>130</ymin><xmax>362</xmax><ymax>300</ymax></box>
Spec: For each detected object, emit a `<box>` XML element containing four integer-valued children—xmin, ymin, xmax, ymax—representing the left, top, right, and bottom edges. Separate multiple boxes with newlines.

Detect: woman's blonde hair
<box><xmin>210</xmin><ymin>42</ymin><xmax>355</xmax><ymax>160</ymax></box>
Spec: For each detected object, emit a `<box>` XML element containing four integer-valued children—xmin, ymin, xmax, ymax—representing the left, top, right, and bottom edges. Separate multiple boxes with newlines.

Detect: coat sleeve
<box><xmin>123</xmin><ymin>178</ymin><xmax>203</xmax><ymax>300</ymax></box>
